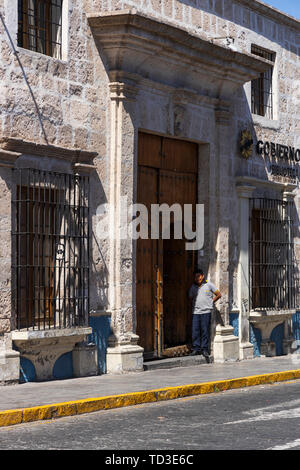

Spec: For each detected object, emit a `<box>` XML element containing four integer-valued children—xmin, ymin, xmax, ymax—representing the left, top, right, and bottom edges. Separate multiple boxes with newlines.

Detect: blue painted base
<box><xmin>53</xmin><ymin>352</ymin><xmax>73</xmax><ymax>380</ymax></box>
<box><xmin>270</xmin><ymin>323</ymin><xmax>284</xmax><ymax>356</ymax></box>
<box><xmin>230</xmin><ymin>312</ymin><xmax>286</xmax><ymax>358</ymax></box>
<box><xmin>229</xmin><ymin>313</ymin><xmax>239</xmax><ymax>338</ymax></box>
<box><xmin>20</xmin><ymin>357</ymin><xmax>36</xmax><ymax>383</ymax></box>
<box><xmin>18</xmin><ymin>316</ymin><xmax>112</xmax><ymax>382</ymax></box>
<box><xmin>292</xmin><ymin>311</ymin><xmax>300</xmax><ymax>350</ymax></box>
<box><xmin>249</xmin><ymin>324</ymin><xmax>262</xmax><ymax>357</ymax></box>
<box><xmin>88</xmin><ymin>315</ymin><xmax>111</xmax><ymax>374</ymax></box>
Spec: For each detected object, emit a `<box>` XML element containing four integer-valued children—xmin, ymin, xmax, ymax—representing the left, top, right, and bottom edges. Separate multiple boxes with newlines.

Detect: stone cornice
<box><xmin>236</xmin><ymin>175</ymin><xmax>298</xmax><ymax>192</ymax></box>
<box><xmin>0</xmin><ymin>149</ymin><xmax>22</xmax><ymax>168</ymax></box>
<box><xmin>88</xmin><ymin>10</ymin><xmax>272</xmax><ymax>99</ymax></box>
<box><xmin>236</xmin><ymin>0</ymin><xmax>300</xmax><ymax>31</ymax></box>
<box><xmin>73</xmin><ymin>162</ymin><xmax>97</xmax><ymax>174</ymax></box>
<box><xmin>109</xmin><ymin>81</ymin><xmax>138</xmax><ymax>101</ymax></box>
<box><xmin>236</xmin><ymin>183</ymin><xmax>256</xmax><ymax>198</ymax></box>
<box><xmin>0</xmin><ymin>137</ymin><xmax>97</xmax><ymax>164</ymax></box>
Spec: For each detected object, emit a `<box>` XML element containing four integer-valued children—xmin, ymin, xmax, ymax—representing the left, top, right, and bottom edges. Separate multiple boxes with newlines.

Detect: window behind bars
<box><xmin>18</xmin><ymin>0</ymin><xmax>62</xmax><ymax>59</ymax></box>
<box><xmin>251</xmin><ymin>45</ymin><xmax>275</xmax><ymax>120</ymax></box>
<box><xmin>12</xmin><ymin>168</ymin><xmax>90</xmax><ymax>330</ymax></box>
<box><xmin>249</xmin><ymin>198</ymin><xmax>299</xmax><ymax>311</ymax></box>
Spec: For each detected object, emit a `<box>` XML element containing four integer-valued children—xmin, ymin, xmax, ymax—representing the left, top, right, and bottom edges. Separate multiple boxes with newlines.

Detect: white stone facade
<box><xmin>0</xmin><ymin>0</ymin><xmax>299</xmax><ymax>382</ymax></box>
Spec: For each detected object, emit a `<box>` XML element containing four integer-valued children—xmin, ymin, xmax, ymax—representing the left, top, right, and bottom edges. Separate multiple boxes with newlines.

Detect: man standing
<box><xmin>189</xmin><ymin>268</ymin><xmax>221</xmax><ymax>362</ymax></box>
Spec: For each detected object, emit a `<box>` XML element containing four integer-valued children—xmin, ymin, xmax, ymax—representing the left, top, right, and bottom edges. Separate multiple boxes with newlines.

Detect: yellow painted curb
<box><xmin>1</xmin><ymin>369</ymin><xmax>300</xmax><ymax>427</ymax></box>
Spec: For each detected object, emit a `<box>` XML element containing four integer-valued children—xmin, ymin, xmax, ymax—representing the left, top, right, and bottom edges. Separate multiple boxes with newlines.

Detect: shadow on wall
<box><xmin>90</xmin><ymin>170</ymin><xmax>109</xmax><ymax>313</ymax></box>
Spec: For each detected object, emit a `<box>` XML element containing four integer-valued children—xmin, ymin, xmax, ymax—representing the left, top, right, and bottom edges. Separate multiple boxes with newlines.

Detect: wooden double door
<box><xmin>136</xmin><ymin>133</ymin><xmax>198</xmax><ymax>359</ymax></box>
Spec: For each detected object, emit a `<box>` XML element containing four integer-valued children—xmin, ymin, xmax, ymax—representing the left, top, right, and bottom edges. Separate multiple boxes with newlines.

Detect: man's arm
<box><xmin>213</xmin><ymin>289</ymin><xmax>221</xmax><ymax>303</ymax></box>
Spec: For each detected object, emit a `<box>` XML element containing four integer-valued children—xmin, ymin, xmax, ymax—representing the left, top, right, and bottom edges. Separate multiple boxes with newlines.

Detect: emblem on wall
<box><xmin>240</xmin><ymin>130</ymin><xmax>253</xmax><ymax>159</ymax></box>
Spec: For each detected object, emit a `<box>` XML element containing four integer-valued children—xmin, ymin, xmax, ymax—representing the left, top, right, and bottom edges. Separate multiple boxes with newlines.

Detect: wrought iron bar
<box><xmin>249</xmin><ymin>197</ymin><xmax>299</xmax><ymax>311</ymax></box>
<box><xmin>12</xmin><ymin>168</ymin><xmax>90</xmax><ymax>330</ymax></box>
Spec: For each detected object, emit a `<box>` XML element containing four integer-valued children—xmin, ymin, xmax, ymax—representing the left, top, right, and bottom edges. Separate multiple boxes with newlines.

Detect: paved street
<box><xmin>1</xmin><ymin>380</ymin><xmax>300</xmax><ymax>451</ymax></box>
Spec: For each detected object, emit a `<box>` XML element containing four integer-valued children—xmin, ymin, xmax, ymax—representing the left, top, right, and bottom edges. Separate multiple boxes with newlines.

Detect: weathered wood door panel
<box><xmin>137</xmin><ymin>132</ymin><xmax>198</xmax><ymax>358</ymax></box>
<box><xmin>138</xmin><ymin>132</ymin><xmax>161</xmax><ymax>168</ymax></box>
<box><xmin>162</xmin><ymin>137</ymin><xmax>198</xmax><ymax>174</ymax></box>
<box><xmin>136</xmin><ymin>166</ymin><xmax>159</xmax><ymax>356</ymax></box>
<box><xmin>163</xmin><ymin>235</ymin><xmax>192</xmax><ymax>349</ymax></box>
<box><xmin>159</xmin><ymin>170</ymin><xmax>196</xmax><ymax>352</ymax></box>
<box><xmin>136</xmin><ymin>237</ymin><xmax>158</xmax><ymax>355</ymax></box>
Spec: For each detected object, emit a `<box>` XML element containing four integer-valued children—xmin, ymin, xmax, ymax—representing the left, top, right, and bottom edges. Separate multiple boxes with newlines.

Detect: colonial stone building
<box><xmin>0</xmin><ymin>0</ymin><xmax>299</xmax><ymax>383</ymax></box>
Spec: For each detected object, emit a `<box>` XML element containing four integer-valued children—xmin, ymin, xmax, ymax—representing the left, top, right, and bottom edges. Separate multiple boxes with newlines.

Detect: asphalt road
<box><xmin>1</xmin><ymin>380</ymin><xmax>300</xmax><ymax>451</ymax></box>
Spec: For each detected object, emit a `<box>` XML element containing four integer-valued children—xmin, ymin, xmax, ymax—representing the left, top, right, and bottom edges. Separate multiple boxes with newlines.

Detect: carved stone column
<box><xmin>236</xmin><ymin>184</ymin><xmax>255</xmax><ymax>360</ymax></box>
<box><xmin>0</xmin><ymin>150</ymin><xmax>21</xmax><ymax>384</ymax></box>
<box><xmin>106</xmin><ymin>81</ymin><xmax>144</xmax><ymax>373</ymax></box>
<box><xmin>282</xmin><ymin>190</ymin><xmax>297</xmax><ymax>355</ymax></box>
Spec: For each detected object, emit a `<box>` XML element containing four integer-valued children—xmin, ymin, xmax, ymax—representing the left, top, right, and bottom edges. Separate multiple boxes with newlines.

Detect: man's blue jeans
<box><xmin>192</xmin><ymin>312</ymin><xmax>211</xmax><ymax>353</ymax></box>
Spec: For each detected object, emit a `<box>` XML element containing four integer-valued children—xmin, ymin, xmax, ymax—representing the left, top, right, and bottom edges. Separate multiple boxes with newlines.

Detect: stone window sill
<box><xmin>11</xmin><ymin>327</ymin><xmax>92</xmax><ymax>342</ymax></box>
<box><xmin>252</xmin><ymin>114</ymin><xmax>280</xmax><ymax>130</ymax></box>
<box><xmin>16</xmin><ymin>46</ymin><xmax>68</xmax><ymax>64</ymax></box>
<box><xmin>89</xmin><ymin>310</ymin><xmax>112</xmax><ymax>317</ymax></box>
<box><xmin>249</xmin><ymin>310</ymin><xmax>296</xmax><ymax>322</ymax></box>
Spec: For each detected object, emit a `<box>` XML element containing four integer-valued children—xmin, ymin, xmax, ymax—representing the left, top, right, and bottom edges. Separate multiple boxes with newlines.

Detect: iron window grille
<box><xmin>12</xmin><ymin>168</ymin><xmax>90</xmax><ymax>330</ymax></box>
<box><xmin>251</xmin><ymin>45</ymin><xmax>275</xmax><ymax>120</ymax></box>
<box><xmin>249</xmin><ymin>198</ymin><xmax>299</xmax><ymax>311</ymax></box>
<box><xmin>17</xmin><ymin>0</ymin><xmax>62</xmax><ymax>59</ymax></box>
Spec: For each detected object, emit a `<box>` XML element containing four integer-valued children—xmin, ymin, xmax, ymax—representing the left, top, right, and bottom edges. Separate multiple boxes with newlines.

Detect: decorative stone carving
<box><xmin>12</xmin><ymin>327</ymin><xmax>92</xmax><ymax>381</ymax></box>
<box><xmin>0</xmin><ymin>149</ymin><xmax>21</xmax><ymax>168</ymax></box>
<box><xmin>240</xmin><ymin>130</ymin><xmax>254</xmax><ymax>159</ymax></box>
<box><xmin>88</xmin><ymin>10</ymin><xmax>271</xmax><ymax>99</ymax></box>
<box><xmin>250</xmin><ymin>311</ymin><xmax>295</xmax><ymax>357</ymax></box>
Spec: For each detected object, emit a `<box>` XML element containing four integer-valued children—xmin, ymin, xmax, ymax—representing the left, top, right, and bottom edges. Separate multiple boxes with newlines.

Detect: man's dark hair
<box><xmin>194</xmin><ymin>268</ymin><xmax>204</xmax><ymax>276</ymax></box>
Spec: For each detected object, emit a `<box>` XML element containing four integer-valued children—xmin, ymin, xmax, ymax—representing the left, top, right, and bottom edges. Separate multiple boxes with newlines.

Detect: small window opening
<box><xmin>17</xmin><ymin>0</ymin><xmax>62</xmax><ymax>59</ymax></box>
<box><xmin>12</xmin><ymin>169</ymin><xmax>90</xmax><ymax>330</ymax></box>
<box><xmin>249</xmin><ymin>198</ymin><xmax>299</xmax><ymax>311</ymax></box>
<box><xmin>251</xmin><ymin>45</ymin><xmax>276</xmax><ymax>119</ymax></box>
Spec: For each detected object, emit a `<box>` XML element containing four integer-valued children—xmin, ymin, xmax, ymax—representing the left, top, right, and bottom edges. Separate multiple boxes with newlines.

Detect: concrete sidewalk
<box><xmin>1</xmin><ymin>355</ymin><xmax>300</xmax><ymax>427</ymax></box>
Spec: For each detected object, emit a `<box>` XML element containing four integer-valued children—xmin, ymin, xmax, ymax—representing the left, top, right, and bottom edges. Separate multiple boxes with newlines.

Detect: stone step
<box><xmin>143</xmin><ymin>354</ymin><xmax>212</xmax><ymax>371</ymax></box>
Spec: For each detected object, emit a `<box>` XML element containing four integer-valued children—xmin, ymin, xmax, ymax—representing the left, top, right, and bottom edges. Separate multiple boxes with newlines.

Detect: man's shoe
<box><xmin>202</xmin><ymin>350</ymin><xmax>210</xmax><ymax>363</ymax></box>
<box><xmin>189</xmin><ymin>350</ymin><xmax>201</xmax><ymax>356</ymax></box>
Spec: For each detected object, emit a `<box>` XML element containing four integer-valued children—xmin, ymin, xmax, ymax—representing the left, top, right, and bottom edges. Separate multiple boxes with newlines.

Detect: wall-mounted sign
<box><xmin>256</xmin><ymin>140</ymin><xmax>300</xmax><ymax>162</ymax></box>
<box><xmin>270</xmin><ymin>165</ymin><xmax>297</xmax><ymax>179</ymax></box>
<box><xmin>256</xmin><ymin>140</ymin><xmax>300</xmax><ymax>181</ymax></box>
<box><xmin>240</xmin><ymin>130</ymin><xmax>253</xmax><ymax>159</ymax></box>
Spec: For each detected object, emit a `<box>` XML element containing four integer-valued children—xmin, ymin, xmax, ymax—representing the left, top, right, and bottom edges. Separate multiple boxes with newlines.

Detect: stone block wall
<box><xmin>0</xmin><ymin>0</ymin><xmax>299</xmax><ymax>355</ymax></box>
<box><xmin>0</xmin><ymin>0</ymin><xmax>107</xmax><ymax>153</ymax></box>
<box><xmin>85</xmin><ymin>0</ymin><xmax>300</xmax><ymax>313</ymax></box>
<box><xmin>0</xmin><ymin>165</ymin><xmax>14</xmax><ymax>354</ymax></box>
<box><xmin>0</xmin><ymin>0</ymin><xmax>112</xmax><ymax>324</ymax></box>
